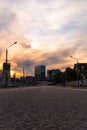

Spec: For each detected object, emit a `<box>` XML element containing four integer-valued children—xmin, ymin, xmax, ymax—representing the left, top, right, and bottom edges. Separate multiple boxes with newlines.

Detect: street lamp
<box><xmin>5</xmin><ymin>42</ymin><xmax>17</xmax><ymax>87</ymax></box>
<box><xmin>22</xmin><ymin>64</ymin><xmax>30</xmax><ymax>86</ymax></box>
<box><xmin>70</xmin><ymin>56</ymin><xmax>79</xmax><ymax>87</ymax></box>
<box><xmin>6</xmin><ymin>42</ymin><xmax>17</xmax><ymax>63</ymax></box>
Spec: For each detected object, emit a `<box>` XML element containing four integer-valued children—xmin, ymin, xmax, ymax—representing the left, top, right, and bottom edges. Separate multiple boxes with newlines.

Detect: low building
<box><xmin>74</xmin><ymin>63</ymin><xmax>87</xmax><ymax>71</ymax></box>
<box><xmin>74</xmin><ymin>63</ymin><xmax>87</xmax><ymax>82</ymax></box>
<box><xmin>47</xmin><ymin>69</ymin><xmax>60</xmax><ymax>81</ymax></box>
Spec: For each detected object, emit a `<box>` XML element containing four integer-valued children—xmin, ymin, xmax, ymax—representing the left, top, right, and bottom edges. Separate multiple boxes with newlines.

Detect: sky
<box><xmin>0</xmin><ymin>0</ymin><xmax>87</xmax><ymax>77</ymax></box>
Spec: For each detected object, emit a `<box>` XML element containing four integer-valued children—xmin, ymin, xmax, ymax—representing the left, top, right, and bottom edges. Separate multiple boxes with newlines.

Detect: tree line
<box><xmin>53</xmin><ymin>67</ymin><xmax>87</xmax><ymax>85</ymax></box>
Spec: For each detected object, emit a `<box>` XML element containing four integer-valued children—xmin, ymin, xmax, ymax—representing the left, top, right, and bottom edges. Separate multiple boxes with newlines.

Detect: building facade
<box><xmin>47</xmin><ymin>69</ymin><xmax>60</xmax><ymax>81</ymax></box>
<box><xmin>3</xmin><ymin>62</ymin><xmax>11</xmax><ymax>80</ymax></box>
<box><xmin>35</xmin><ymin>65</ymin><xmax>46</xmax><ymax>81</ymax></box>
<box><xmin>74</xmin><ymin>63</ymin><xmax>87</xmax><ymax>71</ymax></box>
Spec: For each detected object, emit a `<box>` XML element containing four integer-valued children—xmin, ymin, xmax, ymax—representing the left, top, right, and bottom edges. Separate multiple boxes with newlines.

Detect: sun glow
<box><xmin>10</xmin><ymin>70</ymin><xmax>22</xmax><ymax>78</ymax></box>
<box><xmin>31</xmin><ymin>41</ymin><xmax>41</xmax><ymax>49</ymax></box>
<box><xmin>10</xmin><ymin>70</ymin><xmax>15</xmax><ymax>77</ymax></box>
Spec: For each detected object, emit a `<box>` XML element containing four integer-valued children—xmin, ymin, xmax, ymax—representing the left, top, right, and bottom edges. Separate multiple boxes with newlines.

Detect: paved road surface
<box><xmin>0</xmin><ymin>86</ymin><xmax>87</xmax><ymax>130</ymax></box>
<box><xmin>37</xmin><ymin>81</ymin><xmax>48</xmax><ymax>86</ymax></box>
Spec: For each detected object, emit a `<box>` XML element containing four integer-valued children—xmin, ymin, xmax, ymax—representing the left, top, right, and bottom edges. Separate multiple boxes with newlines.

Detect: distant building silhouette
<box><xmin>35</xmin><ymin>65</ymin><xmax>46</xmax><ymax>81</ymax></box>
<box><xmin>25</xmin><ymin>76</ymin><xmax>34</xmax><ymax>85</ymax></box>
<box><xmin>47</xmin><ymin>69</ymin><xmax>60</xmax><ymax>81</ymax></box>
<box><xmin>0</xmin><ymin>70</ymin><xmax>2</xmax><ymax>76</ymax></box>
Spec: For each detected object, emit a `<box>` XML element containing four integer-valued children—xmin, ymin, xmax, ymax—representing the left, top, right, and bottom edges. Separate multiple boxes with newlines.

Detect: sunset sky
<box><xmin>0</xmin><ymin>0</ymin><xmax>87</xmax><ymax>77</ymax></box>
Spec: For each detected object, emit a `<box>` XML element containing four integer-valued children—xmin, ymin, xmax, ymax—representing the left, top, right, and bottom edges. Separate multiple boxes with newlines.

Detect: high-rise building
<box><xmin>35</xmin><ymin>65</ymin><xmax>46</xmax><ymax>81</ymax></box>
<box><xmin>0</xmin><ymin>70</ymin><xmax>3</xmax><ymax>85</ymax></box>
<box><xmin>3</xmin><ymin>62</ymin><xmax>11</xmax><ymax>79</ymax></box>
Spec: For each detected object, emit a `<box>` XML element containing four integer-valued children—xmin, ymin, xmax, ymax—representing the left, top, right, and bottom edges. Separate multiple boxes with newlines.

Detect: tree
<box><xmin>53</xmin><ymin>70</ymin><xmax>62</xmax><ymax>84</ymax></box>
<box><xmin>65</xmin><ymin>67</ymin><xmax>77</xmax><ymax>82</ymax></box>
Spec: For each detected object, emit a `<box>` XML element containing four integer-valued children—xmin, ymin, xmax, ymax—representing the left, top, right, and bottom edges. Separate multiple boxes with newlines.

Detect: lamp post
<box><xmin>23</xmin><ymin>64</ymin><xmax>30</xmax><ymax>77</ymax></box>
<box><xmin>6</xmin><ymin>42</ymin><xmax>17</xmax><ymax>63</ymax></box>
<box><xmin>22</xmin><ymin>64</ymin><xmax>30</xmax><ymax>86</ymax></box>
<box><xmin>70</xmin><ymin>56</ymin><xmax>79</xmax><ymax>87</ymax></box>
<box><xmin>5</xmin><ymin>42</ymin><xmax>17</xmax><ymax>87</ymax></box>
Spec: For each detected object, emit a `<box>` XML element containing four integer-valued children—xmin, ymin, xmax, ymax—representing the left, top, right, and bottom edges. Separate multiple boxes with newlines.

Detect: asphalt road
<box><xmin>0</xmin><ymin>86</ymin><xmax>87</xmax><ymax>130</ymax></box>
